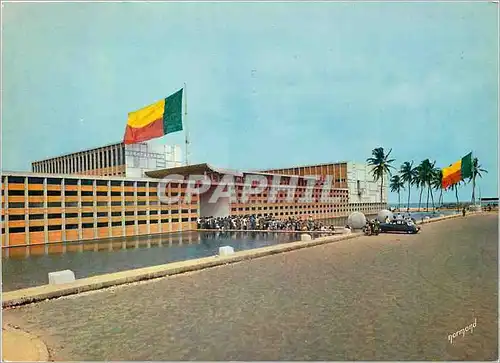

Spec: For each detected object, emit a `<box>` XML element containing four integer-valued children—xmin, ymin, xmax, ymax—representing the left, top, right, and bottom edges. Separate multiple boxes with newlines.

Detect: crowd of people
<box><xmin>197</xmin><ymin>215</ymin><xmax>336</xmax><ymax>232</ymax></box>
<box><xmin>385</xmin><ymin>213</ymin><xmax>417</xmax><ymax>224</ymax></box>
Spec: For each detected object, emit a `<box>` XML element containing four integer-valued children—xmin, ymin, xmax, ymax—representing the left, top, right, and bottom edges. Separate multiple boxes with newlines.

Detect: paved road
<box><xmin>3</xmin><ymin>213</ymin><xmax>498</xmax><ymax>361</ymax></box>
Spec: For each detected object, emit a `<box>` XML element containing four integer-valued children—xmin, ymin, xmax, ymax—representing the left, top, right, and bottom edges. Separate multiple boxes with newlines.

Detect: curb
<box><xmin>415</xmin><ymin>211</ymin><xmax>480</xmax><ymax>225</ymax></box>
<box><xmin>2</xmin><ymin>324</ymin><xmax>50</xmax><ymax>362</ymax></box>
<box><xmin>2</xmin><ymin>232</ymin><xmax>361</xmax><ymax>308</ymax></box>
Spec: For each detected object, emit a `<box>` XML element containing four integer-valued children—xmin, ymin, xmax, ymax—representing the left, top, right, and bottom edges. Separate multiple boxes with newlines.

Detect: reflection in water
<box><xmin>2</xmin><ymin>231</ymin><xmax>301</xmax><ymax>292</ymax></box>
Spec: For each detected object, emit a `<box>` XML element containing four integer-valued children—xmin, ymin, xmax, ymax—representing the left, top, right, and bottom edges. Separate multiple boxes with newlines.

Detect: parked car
<box><xmin>380</xmin><ymin>220</ymin><xmax>420</xmax><ymax>234</ymax></box>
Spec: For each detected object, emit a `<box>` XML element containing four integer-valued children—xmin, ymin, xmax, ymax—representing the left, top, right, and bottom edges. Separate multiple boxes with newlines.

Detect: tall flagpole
<box><xmin>184</xmin><ymin>82</ymin><xmax>189</xmax><ymax>166</ymax></box>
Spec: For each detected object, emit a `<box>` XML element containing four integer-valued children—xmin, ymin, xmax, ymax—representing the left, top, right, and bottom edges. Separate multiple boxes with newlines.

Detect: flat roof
<box><xmin>31</xmin><ymin>141</ymin><xmax>124</xmax><ymax>164</ymax></box>
<box><xmin>0</xmin><ymin>170</ymin><xmax>157</xmax><ymax>183</ymax></box>
<box><xmin>258</xmin><ymin>161</ymin><xmax>351</xmax><ymax>172</ymax></box>
<box><xmin>145</xmin><ymin>163</ymin><xmax>319</xmax><ymax>180</ymax></box>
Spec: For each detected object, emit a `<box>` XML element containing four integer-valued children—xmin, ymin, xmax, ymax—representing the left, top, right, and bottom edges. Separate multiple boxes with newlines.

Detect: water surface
<box><xmin>2</xmin><ymin>231</ymin><xmax>303</xmax><ymax>292</ymax></box>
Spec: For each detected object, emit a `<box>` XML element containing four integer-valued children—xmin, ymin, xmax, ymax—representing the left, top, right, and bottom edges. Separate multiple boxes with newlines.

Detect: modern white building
<box><xmin>346</xmin><ymin>162</ymin><xmax>388</xmax><ymax>205</ymax></box>
<box><xmin>32</xmin><ymin>141</ymin><xmax>183</xmax><ymax>177</ymax></box>
<box><xmin>124</xmin><ymin>143</ymin><xmax>183</xmax><ymax>178</ymax></box>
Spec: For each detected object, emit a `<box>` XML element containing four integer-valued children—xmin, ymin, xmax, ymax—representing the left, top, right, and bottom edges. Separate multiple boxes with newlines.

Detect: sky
<box><xmin>2</xmin><ymin>1</ymin><xmax>498</xmax><ymax>203</ymax></box>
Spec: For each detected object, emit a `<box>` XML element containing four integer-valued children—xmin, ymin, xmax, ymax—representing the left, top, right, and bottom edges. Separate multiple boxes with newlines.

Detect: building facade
<box><xmin>2</xmin><ymin>161</ymin><xmax>387</xmax><ymax>247</ymax></box>
<box><xmin>31</xmin><ymin>142</ymin><xmax>183</xmax><ymax>177</ymax></box>
<box><xmin>261</xmin><ymin>161</ymin><xmax>386</xmax><ymax>205</ymax></box>
<box><xmin>1</xmin><ymin>172</ymin><xmax>198</xmax><ymax>247</ymax></box>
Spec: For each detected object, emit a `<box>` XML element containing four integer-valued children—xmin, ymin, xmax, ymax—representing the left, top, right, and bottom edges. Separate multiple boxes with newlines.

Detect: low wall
<box><xmin>415</xmin><ymin>212</ymin><xmax>476</xmax><ymax>225</ymax></box>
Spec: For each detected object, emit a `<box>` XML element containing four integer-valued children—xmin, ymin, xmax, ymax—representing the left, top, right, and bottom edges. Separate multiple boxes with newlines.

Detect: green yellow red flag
<box><xmin>442</xmin><ymin>152</ymin><xmax>473</xmax><ymax>189</ymax></box>
<box><xmin>123</xmin><ymin>89</ymin><xmax>183</xmax><ymax>144</ymax></box>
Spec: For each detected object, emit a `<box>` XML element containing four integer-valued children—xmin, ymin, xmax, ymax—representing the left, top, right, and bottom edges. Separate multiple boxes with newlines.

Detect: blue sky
<box><xmin>2</xmin><ymin>1</ymin><xmax>498</xmax><ymax>203</ymax></box>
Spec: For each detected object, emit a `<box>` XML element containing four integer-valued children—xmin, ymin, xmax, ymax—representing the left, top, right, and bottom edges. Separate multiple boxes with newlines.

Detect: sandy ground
<box><xmin>2</xmin><ymin>324</ymin><xmax>49</xmax><ymax>361</ymax></box>
<box><xmin>2</xmin><ymin>213</ymin><xmax>498</xmax><ymax>361</ymax></box>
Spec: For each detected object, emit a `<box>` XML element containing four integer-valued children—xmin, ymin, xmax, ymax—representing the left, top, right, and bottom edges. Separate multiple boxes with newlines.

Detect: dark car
<box><xmin>380</xmin><ymin>220</ymin><xmax>420</xmax><ymax>234</ymax></box>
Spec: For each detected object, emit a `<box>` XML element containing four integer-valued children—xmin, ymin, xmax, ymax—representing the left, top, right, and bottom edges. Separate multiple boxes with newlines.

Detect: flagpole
<box><xmin>184</xmin><ymin>82</ymin><xmax>189</xmax><ymax>166</ymax></box>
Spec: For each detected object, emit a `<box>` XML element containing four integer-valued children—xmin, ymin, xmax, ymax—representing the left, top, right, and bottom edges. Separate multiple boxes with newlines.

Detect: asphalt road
<box><xmin>3</xmin><ymin>213</ymin><xmax>498</xmax><ymax>361</ymax></box>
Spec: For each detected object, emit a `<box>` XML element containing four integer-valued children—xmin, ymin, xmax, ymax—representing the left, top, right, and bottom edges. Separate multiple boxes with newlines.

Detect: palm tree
<box><xmin>470</xmin><ymin>157</ymin><xmax>487</xmax><ymax>205</ymax></box>
<box><xmin>431</xmin><ymin>168</ymin><xmax>444</xmax><ymax>207</ymax></box>
<box><xmin>367</xmin><ymin>147</ymin><xmax>396</xmax><ymax>207</ymax></box>
<box><xmin>400</xmin><ymin>161</ymin><xmax>418</xmax><ymax>212</ymax></box>
<box><xmin>419</xmin><ymin>159</ymin><xmax>436</xmax><ymax>211</ymax></box>
<box><xmin>449</xmin><ymin>182</ymin><xmax>462</xmax><ymax>211</ymax></box>
<box><xmin>414</xmin><ymin>163</ymin><xmax>426</xmax><ymax>211</ymax></box>
<box><xmin>390</xmin><ymin>175</ymin><xmax>405</xmax><ymax>211</ymax></box>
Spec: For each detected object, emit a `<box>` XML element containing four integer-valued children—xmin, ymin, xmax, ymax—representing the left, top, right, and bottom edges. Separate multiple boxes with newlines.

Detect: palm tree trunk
<box><xmin>471</xmin><ymin>177</ymin><xmax>476</xmax><ymax>205</ymax></box>
<box><xmin>380</xmin><ymin>177</ymin><xmax>384</xmax><ymax>208</ymax></box>
<box><xmin>407</xmin><ymin>181</ymin><xmax>411</xmax><ymax>212</ymax></box>
<box><xmin>430</xmin><ymin>185</ymin><xmax>435</xmax><ymax>210</ymax></box>
<box><xmin>418</xmin><ymin>187</ymin><xmax>423</xmax><ymax>211</ymax></box>
<box><xmin>439</xmin><ymin>189</ymin><xmax>443</xmax><ymax>207</ymax></box>
<box><xmin>426</xmin><ymin>185</ymin><xmax>430</xmax><ymax>211</ymax></box>
<box><xmin>455</xmin><ymin>186</ymin><xmax>459</xmax><ymax>211</ymax></box>
<box><xmin>398</xmin><ymin>191</ymin><xmax>401</xmax><ymax>211</ymax></box>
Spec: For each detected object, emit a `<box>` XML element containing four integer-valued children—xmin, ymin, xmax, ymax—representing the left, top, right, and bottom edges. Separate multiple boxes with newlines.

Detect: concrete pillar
<box><xmin>77</xmin><ymin>179</ymin><xmax>82</xmax><ymax>240</ymax></box>
<box><xmin>24</xmin><ymin>177</ymin><xmax>29</xmax><ymax>245</ymax></box>
<box><xmin>92</xmin><ymin>151</ymin><xmax>97</xmax><ymax>174</ymax></box>
<box><xmin>93</xmin><ymin>179</ymin><xmax>97</xmax><ymax>238</ymax></box>
<box><xmin>168</xmin><ymin>183</ymin><xmax>172</xmax><ymax>233</ymax></box>
<box><xmin>99</xmin><ymin>149</ymin><xmax>103</xmax><ymax>174</ymax></box>
<box><xmin>158</xmin><ymin>182</ymin><xmax>162</xmax><ymax>233</ymax></box>
<box><xmin>178</xmin><ymin>181</ymin><xmax>182</xmax><ymax>233</ymax></box>
<box><xmin>121</xmin><ymin>145</ymin><xmax>126</xmax><ymax>176</ymax></box>
<box><xmin>111</xmin><ymin>146</ymin><xmax>116</xmax><ymax>175</ymax></box>
<box><xmin>134</xmin><ymin>181</ymin><xmax>138</xmax><ymax>235</ymax></box>
<box><xmin>146</xmin><ymin>181</ymin><xmax>151</xmax><ymax>234</ymax></box>
<box><xmin>84</xmin><ymin>152</ymin><xmax>88</xmax><ymax>172</ymax></box>
<box><xmin>61</xmin><ymin>178</ymin><xmax>66</xmax><ymax>242</ymax></box>
<box><xmin>104</xmin><ymin>148</ymin><xmax>108</xmax><ymax>175</ymax></box>
<box><xmin>3</xmin><ymin>176</ymin><xmax>9</xmax><ymax>248</ymax></box>
<box><xmin>108</xmin><ymin>180</ymin><xmax>112</xmax><ymax>237</ymax></box>
<box><xmin>43</xmin><ymin>177</ymin><xmax>48</xmax><ymax>246</ymax></box>
<box><xmin>121</xmin><ymin>180</ymin><xmax>125</xmax><ymax>236</ymax></box>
